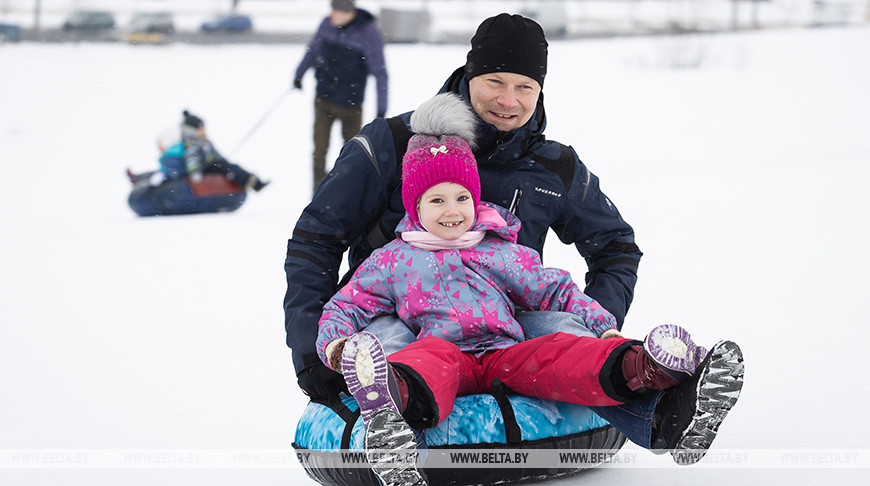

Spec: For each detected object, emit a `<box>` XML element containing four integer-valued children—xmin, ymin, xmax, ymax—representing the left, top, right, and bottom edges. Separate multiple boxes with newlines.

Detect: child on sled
<box><xmin>126</xmin><ymin>110</ymin><xmax>269</xmax><ymax>192</ymax></box>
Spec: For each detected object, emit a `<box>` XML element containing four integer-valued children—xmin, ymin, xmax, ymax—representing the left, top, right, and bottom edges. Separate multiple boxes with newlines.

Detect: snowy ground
<box><xmin>2</xmin><ymin>22</ymin><xmax>870</xmax><ymax>486</ymax></box>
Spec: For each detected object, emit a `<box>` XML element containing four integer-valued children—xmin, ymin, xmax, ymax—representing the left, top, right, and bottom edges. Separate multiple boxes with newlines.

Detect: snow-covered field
<box><xmin>2</xmin><ymin>21</ymin><xmax>869</xmax><ymax>486</ymax></box>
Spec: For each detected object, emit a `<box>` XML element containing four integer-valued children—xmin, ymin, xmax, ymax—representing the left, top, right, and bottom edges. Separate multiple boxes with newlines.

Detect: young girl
<box><xmin>317</xmin><ymin>94</ymin><xmax>744</xmax><ymax>486</ymax></box>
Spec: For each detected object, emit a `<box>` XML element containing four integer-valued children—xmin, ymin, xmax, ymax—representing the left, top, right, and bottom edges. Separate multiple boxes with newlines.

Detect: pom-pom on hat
<box><xmin>402</xmin><ymin>93</ymin><xmax>480</xmax><ymax>224</ymax></box>
<box><xmin>465</xmin><ymin>13</ymin><xmax>548</xmax><ymax>88</ymax></box>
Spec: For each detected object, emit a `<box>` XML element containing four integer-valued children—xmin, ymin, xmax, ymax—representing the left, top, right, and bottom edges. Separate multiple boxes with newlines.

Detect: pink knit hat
<box><xmin>402</xmin><ymin>94</ymin><xmax>479</xmax><ymax>224</ymax></box>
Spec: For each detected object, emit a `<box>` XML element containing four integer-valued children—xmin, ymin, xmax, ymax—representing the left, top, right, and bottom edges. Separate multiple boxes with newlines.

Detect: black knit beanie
<box><xmin>465</xmin><ymin>13</ymin><xmax>548</xmax><ymax>88</ymax></box>
<box><xmin>182</xmin><ymin>110</ymin><xmax>204</xmax><ymax>130</ymax></box>
<box><xmin>331</xmin><ymin>0</ymin><xmax>355</xmax><ymax>12</ymax></box>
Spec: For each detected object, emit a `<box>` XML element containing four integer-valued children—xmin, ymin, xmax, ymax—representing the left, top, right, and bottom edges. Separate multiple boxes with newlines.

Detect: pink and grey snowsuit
<box><xmin>318</xmin><ymin>204</ymin><xmax>639</xmax><ymax>426</ymax></box>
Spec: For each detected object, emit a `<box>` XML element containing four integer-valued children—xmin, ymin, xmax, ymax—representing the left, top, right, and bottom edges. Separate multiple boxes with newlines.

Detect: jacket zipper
<box><xmin>508</xmin><ymin>188</ymin><xmax>522</xmax><ymax>215</ymax></box>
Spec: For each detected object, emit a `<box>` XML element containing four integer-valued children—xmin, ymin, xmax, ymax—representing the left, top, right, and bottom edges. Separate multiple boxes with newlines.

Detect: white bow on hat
<box><xmin>430</xmin><ymin>145</ymin><xmax>449</xmax><ymax>156</ymax></box>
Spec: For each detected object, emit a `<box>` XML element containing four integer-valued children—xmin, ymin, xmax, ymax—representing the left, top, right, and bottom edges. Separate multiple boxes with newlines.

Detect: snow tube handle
<box><xmin>491</xmin><ymin>379</ymin><xmax>522</xmax><ymax>445</ymax></box>
<box><xmin>312</xmin><ymin>397</ymin><xmax>361</xmax><ymax>450</ymax></box>
<box><xmin>312</xmin><ymin>380</ymin><xmax>527</xmax><ymax>449</ymax></box>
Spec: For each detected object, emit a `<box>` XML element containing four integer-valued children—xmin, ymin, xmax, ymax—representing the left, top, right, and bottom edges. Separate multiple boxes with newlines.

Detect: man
<box><xmin>284</xmin><ymin>15</ymin><xmax>745</xmax><ymax>466</ymax></box>
<box><xmin>292</xmin><ymin>0</ymin><xmax>388</xmax><ymax>193</ymax></box>
<box><xmin>286</xmin><ymin>12</ymin><xmax>643</xmax><ymax>406</ymax></box>
<box><xmin>285</xmin><ymin>13</ymin><xmax>641</xmax><ymax>401</ymax></box>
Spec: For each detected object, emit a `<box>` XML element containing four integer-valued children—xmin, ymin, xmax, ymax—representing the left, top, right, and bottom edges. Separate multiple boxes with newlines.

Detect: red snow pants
<box><xmin>388</xmin><ymin>332</ymin><xmax>633</xmax><ymax>426</ymax></box>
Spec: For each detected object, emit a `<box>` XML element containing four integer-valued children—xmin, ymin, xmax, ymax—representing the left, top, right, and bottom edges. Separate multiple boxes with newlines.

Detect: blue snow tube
<box><xmin>128</xmin><ymin>174</ymin><xmax>247</xmax><ymax>216</ymax></box>
<box><xmin>292</xmin><ymin>391</ymin><xmax>626</xmax><ymax>486</ymax></box>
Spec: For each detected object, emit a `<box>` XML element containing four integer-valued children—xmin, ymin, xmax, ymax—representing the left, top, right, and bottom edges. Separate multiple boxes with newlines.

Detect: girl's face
<box><xmin>417</xmin><ymin>182</ymin><xmax>475</xmax><ymax>240</ymax></box>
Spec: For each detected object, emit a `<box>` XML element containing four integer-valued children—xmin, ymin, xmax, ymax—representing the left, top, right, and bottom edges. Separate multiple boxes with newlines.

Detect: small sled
<box><xmin>128</xmin><ymin>173</ymin><xmax>247</xmax><ymax>217</ymax></box>
<box><xmin>293</xmin><ymin>391</ymin><xmax>626</xmax><ymax>486</ymax></box>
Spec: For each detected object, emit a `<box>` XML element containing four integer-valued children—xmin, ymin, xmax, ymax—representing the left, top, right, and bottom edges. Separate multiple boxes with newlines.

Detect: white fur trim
<box><xmin>409</xmin><ymin>93</ymin><xmax>477</xmax><ymax>149</ymax></box>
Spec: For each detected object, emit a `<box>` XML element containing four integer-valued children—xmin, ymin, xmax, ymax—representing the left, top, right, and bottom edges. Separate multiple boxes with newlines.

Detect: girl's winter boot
<box><xmin>341</xmin><ymin>332</ymin><xmax>427</xmax><ymax>486</ymax></box>
<box><xmin>644</xmin><ymin>324</ymin><xmax>708</xmax><ymax>379</ymax></box>
<box><xmin>623</xmin><ymin>324</ymin><xmax>708</xmax><ymax>392</ymax></box>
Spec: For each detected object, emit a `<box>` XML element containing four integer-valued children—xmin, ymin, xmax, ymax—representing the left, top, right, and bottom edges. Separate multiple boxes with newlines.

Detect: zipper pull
<box><xmin>508</xmin><ymin>188</ymin><xmax>522</xmax><ymax>215</ymax></box>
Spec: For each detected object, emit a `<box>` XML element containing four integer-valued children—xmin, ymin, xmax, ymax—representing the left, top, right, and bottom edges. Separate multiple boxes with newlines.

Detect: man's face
<box><xmin>468</xmin><ymin>72</ymin><xmax>541</xmax><ymax>132</ymax></box>
<box><xmin>329</xmin><ymin>10</ymin><xmax>355</xmax><ymax>27</ymax></box>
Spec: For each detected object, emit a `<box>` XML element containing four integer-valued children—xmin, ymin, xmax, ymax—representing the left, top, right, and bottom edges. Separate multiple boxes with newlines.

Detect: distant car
<box><xmin>0</xmin><ymin>23</ymin><xmax>22</xmax><ymax>42</ymax></box>
<box><xmin>122</xmin><ymin>11</ymin><xmax>174</xmax><ymax>44</ymax></box>
<box><xmin>62</xmin><ymin>10</ymin><xmax>116</xmax><ymax>32</ymax></box>
<box><xmin>201</xmin><ymin>14</ymin><xmax>252</xmax><ymax>33</ymax></box>
<box><xmin>126</xmin><ymin>12</ymin><xmax>174</xmax><ymax>34</ymax></box>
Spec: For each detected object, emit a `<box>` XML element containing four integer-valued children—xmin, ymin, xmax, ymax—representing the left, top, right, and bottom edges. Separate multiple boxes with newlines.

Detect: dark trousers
<box><xmin>206</xmin><ymin>158</ymin><xmax>254</xmax><ymax>188</ymax></box>
<box><xmin>313</xmin><ymin>97</ymin><xmax>362</xmax><ymax>192</ymax></box>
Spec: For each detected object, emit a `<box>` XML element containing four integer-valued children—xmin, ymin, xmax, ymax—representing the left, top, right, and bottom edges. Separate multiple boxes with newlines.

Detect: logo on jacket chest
<box><xmin>533</xmin><ymin>187</ymin><xmax>562</xmax><ymax>198</ymax></box>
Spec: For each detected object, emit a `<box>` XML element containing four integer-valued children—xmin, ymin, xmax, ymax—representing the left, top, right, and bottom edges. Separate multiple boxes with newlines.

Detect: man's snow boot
<box><xmin>341</xmin><ymin>332</ymin><xmax>426</xmax><ymax>486</ymax></box>
<box><xmin>653</xmin><ymin>340</ymin><xmax>744</xmax><ymax>465</ymax></box>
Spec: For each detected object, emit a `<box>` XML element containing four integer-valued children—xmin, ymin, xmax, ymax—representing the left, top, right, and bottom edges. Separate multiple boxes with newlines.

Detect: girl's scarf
<box><xmin>401</xmin><ymin>205</ymin><xmax>506</xmax><ymax>251</ymax></box>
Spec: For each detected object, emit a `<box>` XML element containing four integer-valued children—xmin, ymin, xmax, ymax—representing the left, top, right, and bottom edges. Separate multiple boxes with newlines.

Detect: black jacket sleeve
<box><xmin>551</xmin><ymin>147</ymin><xmax>642</xmax><ymax>329</ymax></box>
<box><xmin>283</xmin><ymin>118</ymin><xmax>402</xmax><ymax>373</ymax></box>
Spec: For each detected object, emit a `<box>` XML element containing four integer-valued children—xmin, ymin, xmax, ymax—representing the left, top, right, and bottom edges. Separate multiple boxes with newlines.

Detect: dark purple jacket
<box><xmin>295</xmin><ymin>9</ymin><xmax>388</xmax><ymax>115</ymax></box>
